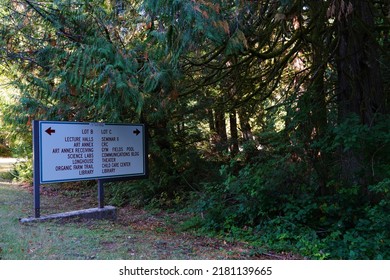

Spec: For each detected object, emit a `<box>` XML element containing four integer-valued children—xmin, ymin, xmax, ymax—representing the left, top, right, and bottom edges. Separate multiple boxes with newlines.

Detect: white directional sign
<box><xmin>36</xmin><ymin>121</ymin><xmax>147</xmax><ymax>183</ymax></box>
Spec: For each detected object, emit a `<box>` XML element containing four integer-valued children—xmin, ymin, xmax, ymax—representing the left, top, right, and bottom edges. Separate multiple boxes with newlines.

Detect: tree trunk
<box><xmin>307</xmin><ymin>2</ymin><xmax>329</xmax><ymax>195</ymax></box>
<box><xmin>336</xmin><ymin>1</ymin><xmax>386</xmax><ymax>125</ymax></box>
<box><xmin>152</xmin><ymin>118</ymin><xmax>175</xmax><ymax>184</ymax></box>
<box><xmin>207</xmin><ymin>108</ymin><xmax>215</xmax><ymax>131</ymax></box>
<box><xmin>239</xmin><ymin>108</ymin><xmax>253</xmax><ymax>142</ymax></box>
<box><xmin>229</xmin><ymin>110</ymin><xmax>239</xmax><ymax>157</ymax></box>
<box><xmin>335</xmin><ymin>0</ymin><xmax>386</xmax><ymax>185</ymax></box>
<box><xmin>213</xmin><ymin>108</ymin><xmax>228</xmax><ymax>155</ymax></box>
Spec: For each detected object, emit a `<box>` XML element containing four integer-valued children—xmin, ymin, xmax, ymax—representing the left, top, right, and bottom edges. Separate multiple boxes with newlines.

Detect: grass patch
<box><xmin>0</xmin><ymin>180</ymin><xmax>269</xmax><ymax>260</ymax></box>
<box><xmin>0</xmin><ymin>181</ymin><xmax>162</xmax><ymax>259</ymax></box>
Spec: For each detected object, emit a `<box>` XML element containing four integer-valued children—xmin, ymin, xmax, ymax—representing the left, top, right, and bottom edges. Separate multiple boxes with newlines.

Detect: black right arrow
<box><xmin>133</xmin><ymin>128</ymin><xmax>140</xmax><ymax>136</ymax></box>
<box><xmin>45</xmin><ymin>127</ymin><xmax>56</xmax><ymax>135</ymax></box>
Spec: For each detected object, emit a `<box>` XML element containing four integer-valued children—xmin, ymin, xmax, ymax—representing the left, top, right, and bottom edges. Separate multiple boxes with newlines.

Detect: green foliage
<box><xmin>324</xmin><ymin>178</ymin><xmax>390</xmax><ymax>259</ymax></box>
<box><xmin>187</xmin><ymin>115</ymin><xmax>390</xmax><ymax>259</ymax></box>
<box><xmin>192</xmin><ymin>140</ymin><xmax>317</xmax><ymax>231</ymax></box>
<box><xmin>1</xmin><ymin>0</ymin><xmax>389</xmax><ymax>260</ymax></box>
<box><xmin>10</xmin><ymin>160</ymin><xmax>33</xmax><ymax>183</ymax></box>
<box><xmin>0</xmin><ymin>144</ymin><xmax>11</xmax><ymax>157</ymax></box>
<box><xmin>106</xmin><ymin>181</ymin><xmax>144</xmax><ymax>207</ymax></box>
<box><xmin>332</xmin><ymin>114</ymin><xmax>390</xmax><ymax>182</ymax></box>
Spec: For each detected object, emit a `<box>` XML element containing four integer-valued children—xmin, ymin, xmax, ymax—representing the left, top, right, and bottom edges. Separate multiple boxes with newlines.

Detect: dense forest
<box><xmin>0</xmin><ymin>0</ymin><xmax>389</xmax><ymax>259</ymax></box>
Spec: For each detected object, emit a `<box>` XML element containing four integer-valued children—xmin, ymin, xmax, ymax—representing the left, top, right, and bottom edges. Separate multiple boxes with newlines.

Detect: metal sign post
<box><xmin>33</xmin><ymin>121</ymin><xmax>41</xmax><ymax>218</ymax></box>
<box><xmin>98</xmin><ymin>179</ymin><xmax>104</xmax><ymax>209</ymax></box>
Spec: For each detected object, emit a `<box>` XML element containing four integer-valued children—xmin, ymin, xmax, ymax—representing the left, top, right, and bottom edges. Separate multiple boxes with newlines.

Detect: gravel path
<box><xmin>0</xmin><ymin>157</ymin><xmax>18</xmax><ymax>172</ymax></box>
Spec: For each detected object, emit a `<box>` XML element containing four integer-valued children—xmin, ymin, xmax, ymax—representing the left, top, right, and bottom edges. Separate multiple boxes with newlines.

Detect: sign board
<box><xmin>34</xmin><ymin>121</ymin><xmax>147</xmax><ymax>183</ymax></box>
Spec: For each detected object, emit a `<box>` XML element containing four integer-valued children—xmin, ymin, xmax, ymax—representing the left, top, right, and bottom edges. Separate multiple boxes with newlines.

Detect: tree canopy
<box><xmin>1</xmin><ymin>0</ymin><xmax>389</xmax><ymax>259</ymax></box>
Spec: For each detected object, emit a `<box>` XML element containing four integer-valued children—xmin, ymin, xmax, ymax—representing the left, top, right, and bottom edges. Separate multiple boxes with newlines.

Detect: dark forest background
<box><xmin>1</xmin><ymin>0</ymin><xmax>389</xmax><ymax>259</ymax></box>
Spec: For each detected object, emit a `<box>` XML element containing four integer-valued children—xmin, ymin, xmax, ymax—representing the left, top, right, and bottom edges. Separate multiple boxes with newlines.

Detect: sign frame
<box><xmin>32</xmin><ymin>120</ymin><xmax>148</xmax><ymax>218</ymax></box>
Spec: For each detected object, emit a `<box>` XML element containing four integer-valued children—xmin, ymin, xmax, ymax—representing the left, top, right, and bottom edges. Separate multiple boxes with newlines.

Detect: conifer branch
<box><xmin>23</xmin><ymin>0</ymin><xmax>82</xmax><ymax>44</ymax></box>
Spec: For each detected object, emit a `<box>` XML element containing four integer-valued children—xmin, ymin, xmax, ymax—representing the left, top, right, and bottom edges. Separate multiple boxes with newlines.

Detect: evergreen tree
<box><xmin>1</xmin><ymin>0</ymin><xmax>389</xmax><ymax>259</ymax></box>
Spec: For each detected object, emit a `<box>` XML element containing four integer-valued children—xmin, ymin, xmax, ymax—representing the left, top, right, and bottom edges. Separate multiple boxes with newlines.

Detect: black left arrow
<box><xmin>45</xmin><ymin>127</ymin><xmax>56</xmax><ymax>135</ymax></box>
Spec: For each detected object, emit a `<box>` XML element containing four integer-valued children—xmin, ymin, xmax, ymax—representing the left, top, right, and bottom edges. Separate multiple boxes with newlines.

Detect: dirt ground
<box><xmin>30</xmin><ymin>183</ymin><xmax>302</xmax><ymax>260</ymax></box>
<box><xmin>1</xmin><ymin>157</ymin><xmax>302</xmax><ymax>260</ymax></box>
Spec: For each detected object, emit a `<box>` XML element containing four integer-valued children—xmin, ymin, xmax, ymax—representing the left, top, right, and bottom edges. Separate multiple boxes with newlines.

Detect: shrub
<box><xmin>0</xmin><ymin>144</ymin><xmax>12</xmax><ymax>157</ymax></box>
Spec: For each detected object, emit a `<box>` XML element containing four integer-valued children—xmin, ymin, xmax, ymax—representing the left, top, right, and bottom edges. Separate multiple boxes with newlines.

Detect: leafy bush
<box><xmin>0</xmin><ymin>144</ymin><xmax>12</xmax><ymax>157</ymax></box>
<box><xmin>106</xmin><ymin>181</ymin><xmax>145</xmax><ymax>207</ymax></box>
<box><xmin>10</xmin><ymin>159</ymin><xmax>33</xmax><ymax>183</ymax></box>
<box><xmin>321</xmin><ymin>178</ymin><xmax>390</xmax><ymax>259</ymax></box>
<box><xmin>187</xmin><ymin>117</ymin><xmax>390</xmax><ymax>259</ymax></box>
